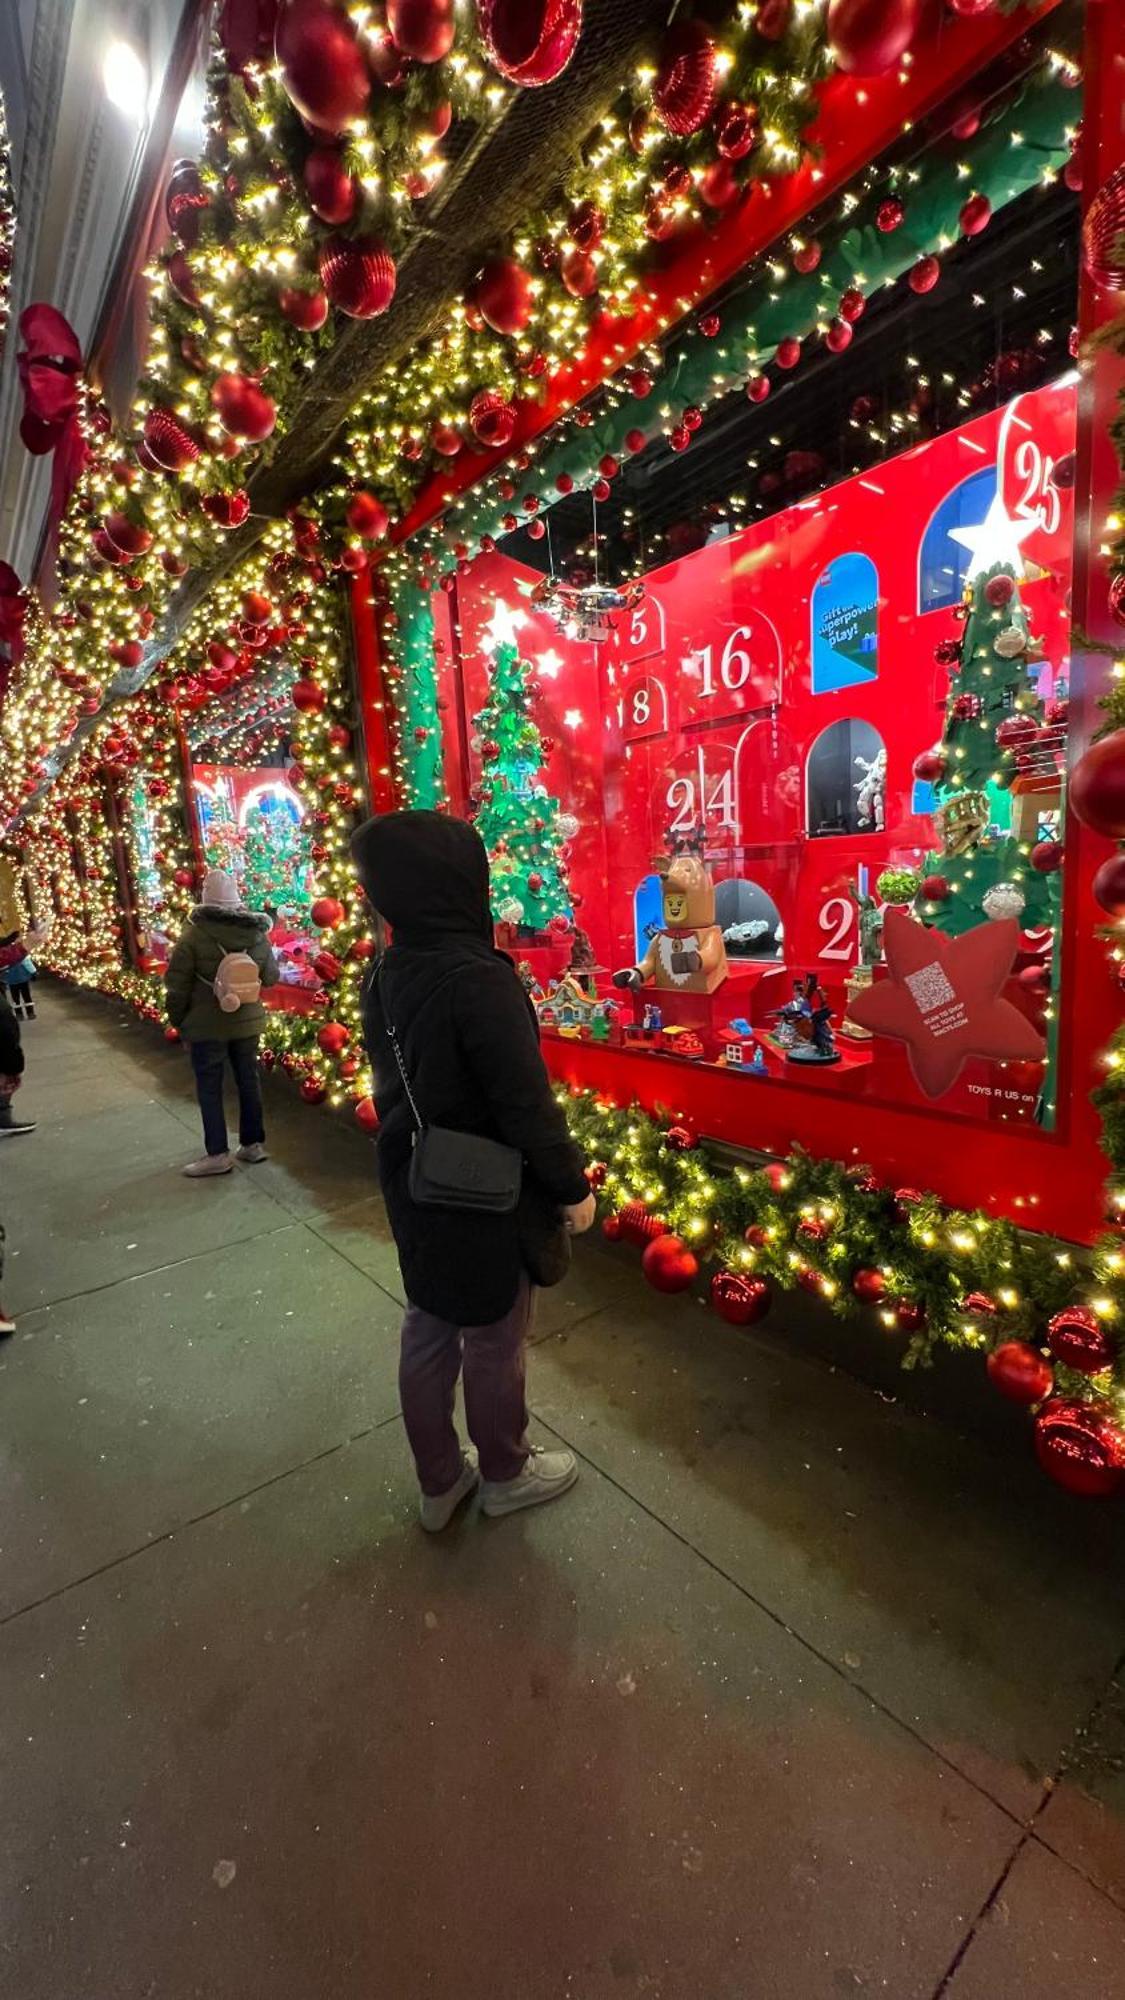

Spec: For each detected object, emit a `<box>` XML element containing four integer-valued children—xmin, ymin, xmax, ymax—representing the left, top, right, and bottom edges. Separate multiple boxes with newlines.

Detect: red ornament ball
<box><xmin>303</xmin><ymin>148</ymin><xmax>357</xmax><ymax>226</ymax></box>
<box><xmin>710</xmin><ymin>1272</ymin><xmax>771</xmax><ymax>1326</ymax></box>
<box><xmin>311</xmin><ymin>896</ymin><xmax>345</xmax><ymax>929</ymax></box>
<box><xmin>470</xmin><ymin>389</ymin><xmax>517</xmax><ymax>450</ymax></box>
<box><xmin>143</xmin><ymin>408</ymin><xmax>202</xmax><ymax>473</ymax></box>
<box><xmin>355</xmin><ymin>1095</ymin><xmax>379</xmax><ymax>1133</ymax></box>
<box><xmin>909</xmin><ymin>255</ymin><xmax>941</xmax><ymax>296</ymax></box>
<box><xmin>568</xmin><ymin>200</ymin><xmax>605</xmax><ymax>252</ymax></box>
<box><xmin>775</xmin><ymin>337</ymin><xmax>801</xmax><ymax>370</ymax></box>
<box><xmin>665</xmin><ymin>1123</ymin><xmax>697</xmax><ymax>1152</ymax></box>
<box><xmin>586</xmin><ymin>1161</ymin><xmax>608</xmax><ymax>1192</ymax></box>
<box><xmin>1030</xmin><ymin>839</ymin><xmax>1063</xmax><ymax>875</ymax></box>
<box><xmin>164</xmin><ymin>1025</ymin><xmax>181</xmax><ymax>1044</ymax></box>
<box><xmin>839</xmin><ymin>288</ymin><xmax>866</xmax><ymax>324</ymax></box>
<box><xmin>825</xmin><ymin>317</ymin><xmax>853</xmax><ymax>355</ymax></box>
<box><xmin>653</xmin><ymin>20</ymin><xmax>717</xmax><ymax>137</ymax></box>
<box><xmin>995</xmin><ymin>714</ymin><xmax>1037</xmax><ymax>753</ymax></box>
<box><xmin>618</xmin><ymin>1202</ymin><xmax>668</xmax><ymax>1246</ymax></box>
<box><xmin>386</xmin><ymin>0</ymin><xmax>454</xmax><ymax>63</ymax></box>
<box><xmin>1093</xmin><ymin>851</ymin><xmax>1125</xmax><ymax>914</ymax></box>
<box><xmin>1110</xmin><ymin>573</ymin><xmax>1125</xmax><ymax>628</ymax></box>
<box><xmin>827</xmin><ymin>0</ymin><xmax>926</xmax><ymax>75</ymax></box>
<box><xmin>300</xmin><ymin>1078</ymin><xmax>328</xmax><ymax>1105</ymax></box>
<box><xmin>602</xmin><ymin>1214</ymin><xmax>623</xmax><ymax>1243</ymax></box>
<box><xmin>669</xmin><ymin>425</ymin><xmax>691</xmax><ymax>454</ymax></box>
<box><xmin>761</xmin><ymin>1162</ymin><xmax>788</xmax><ymax>1193</ymax></box>
<box><xmin>275</xmin><ymin>0</ymin><xmax>371</xmax><ymax>136</ymax></box>
<box><xmin>317</xmin><ymin>1021</ymin><xmax>350</xmax><ymax>1056</ymax></box>
<box><xmin>292</xmin><ymin>677</ymin><xmax>326</xmax><ymax>714</ymax></box>
<box><xmin>985</xmin><ymin>573</ymin><xmax>1015</xmax><ymax>608</ymax></box>
<box><xmin>624</xmin><ymin>428</ymin><xmax>646</xmax><ymax>454</ymax></box>
<box><xmin>1082</xmin><ymin>163</ymin><xmax>1125</xmax><ymax>294</ymax></box>
<box><xmin>346</xmin><ymin>491</ymin><xmax>389</xmax><ymax>542</ymax></box>
<box><xmin>876</xmin><ymin>197</ymin><xmax>905</xmax><ymax>234</ymax></box>
<box><xmin>1069</xmin><ymin>732</ymin><xmax>1125</xmax><ymax>840</ymax></box>
<box><xmin>959</xmin><ymin>193</ymin><xmax>992</xmax><ymax>237</ymax></box>
<box><xmin>431</xmin><ymin>422</ymin><xmax>462</xmax><ymax>456</ymax></box>
<box><xmin>474</xmin><ymin>257</ymin><xmax>534</xmax><ymax>336</ymax></box>
<box><xmin>1047</xmin><ymin>1304</ymin><xmax>1117</xmax><ymax>1376</ymax></box>
<box><xmin>476</xmin><ymin>0</ymin><xmax>582</xmax><ymax>88</ymax></box>
<box><xmin>912</xmin><ymin>749</ymin><xmax>946</xmax><ymax>784</ymax></box>
<box><xmin>642</xmin><ymin>1233</ymin><xmax>699</xmax><ymax>1295</ymax></box>
<box><xmin>921</xmin><ymin>874</ymin><xmax>950</xmax><ymax>902</ymax></box>
<box><xmin>1035</xmin><ymin>1398</ymin><xmax>1125</xmax><ymax>1498</ymax></box>
<box><xmin>561</xmin><ymin>247</ymin><xmax>598</xmax><ymax>299</ymax></box>
<box><xmin>986</xmin><ymin>1341</ymin><xmax>1054</xmax><ymax>1406</ymax></box>
<box><xmin>894</xmin><ymin>1299</ymin><xmax>926</xmax><ymax>1333</ymax></box>
<box><xmin>792</xmin><ymin>239</ymin><xmax>821</xmax><ymax>275</ymax></box>
<box><xmin>746</xmin><ymin>374</ymin><xmax>771</xmax><ymax>405</ymax></box>
<box><xmin>279</xmin><ymin>286</ymin><xmax>330</xmax><ymax>331</ymax></box>
<box><xmin>852</xmin><ymin>1267</ymin><xmax>886</xmax><ymax>1304</ymax></box>
<box><xmin>629</xmin><ymin>370</ymin><xmax>653</xmax><ymax>399</ymax></box>
<box><xmin>202</xmin><ymin>490</ymin><xmax>251</xmax><ymax>531</ymax></box>
<box><xmin>715</xmin><ymin>99</ymin><xmax>759</xmax><ymax>161</ymax></box>
<box><xmin>591</xmin><ymin>478</ymin><xmax>611</xmax><ymax>502</ymax></box>
<box><xmin>318</xmin><ymin>236</ymin><xmax>396</xmax><ymax>319</ymax></box>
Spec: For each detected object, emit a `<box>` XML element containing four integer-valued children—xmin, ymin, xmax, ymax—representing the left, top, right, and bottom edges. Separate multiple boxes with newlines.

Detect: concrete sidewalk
<box><xmin>1</xmin><ymin>984</ymin><xmax>1124</xmax><ymax>1999</ymax></box>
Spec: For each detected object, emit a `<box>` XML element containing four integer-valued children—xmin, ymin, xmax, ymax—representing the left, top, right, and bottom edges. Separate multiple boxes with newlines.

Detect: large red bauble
<box><xmin>241</xmin><ymin>590</ymin><xmax>271</xmax><ymax>627</ymax></box>
<box><xmin>1034</xmin><ymin>1398</ymin><xmax>1125</xmax><ymax>1498</ymax></box>
<box><xmin>561</xmin><ymin>247</ymin><xmax>598</xmax><ymax>297</ymax></box>
<box><xmin>912</xmin><ymin>748</ymin><xmax>946</xmax><ymax>784</ymax></box>
<box><xmin>275</xmin><ymin>0</ymin><xmax>370</xmax><ymax>135</ymax></box>
<box><xmin>292</xmin><ymin>677</ymin><xmax>326</xmax><ymax>713</ymax></box>
<box><xmin>909</xmin><ymin>255</ymin><xmax>941</xmax><ymax>295</ymax></box>
<box><xmin>710</xmin><ymin>1271</ymin><xmax>771</xmax><ymax>1326</ymax></box>
<box><xmin>218</xmin><ymin>0</ymin><xmax>279</xmax><ymax>69</ymax></box>
<box><xmin>346</xmin><ymin>490</ymin><xmax>390</xmax><ymax>541</ymax></box>
<box><xmin>986</xmin><ymin>1340</ymin><xmax>1053</xmax><ymax>1406</ymax></box>
<box><xmin>280</xmin><ymin>285</ymin><xmax>329</xmax><ymax>331</ymax></box>
<box><xmin>203</xmin><ymin>490</ymin><xmax>252</xmax><ymax>530</ymax></box>
<box><xmin>1030</xmin><ymin>839</ymin><xmax>1063</xmax><ymax>875</ymax></box>
<box><xmin>959</xmin><ymin>193</ymin><xmax>991</xmax><ymax>237</ymax></box>
<box><xmin>642</xmin><ymin>1234</ymin><xmax>699</xmax><ymax>1295</ymax></box>
<box><xmin>699</xmin><ymin>159</ymin><xmax>740</xmax><ymax>211</ymax></box>
<box><xmin>477</xmin><ymin>0</ymin><xmax>583</xmax><ymax>88</ymax></box>
<box><xmin>166</xmin><ymin>159</ymin><xmax>209</xmax><ymax>247</ymax></box>
<box><xmin>470</xmin><ymin>389</ymin><xmax>516</xmax><ymax>449</ymax></box>
<box><xmin>303</xmin><ymin>147</ymin><xmax>357</xmax><ymax>225</ymax></box>
<box><xmin>104</xmin><ymin>510</ymin><xmax>152</xmax><ymax>558</ymax></box>
<box><xmin>143</xmin><ymin>408</ymin><xmax>202</xmax><ymax>472</ymax></box>
<box><xmin>319</xmin><ymin>236</ymin><xmax>397</xmax><ymax>318</ymax></box>
<box><xmin>387</xmin><ymin>0</ymin><xmax>454</xmax><ymax>62</ymax></box>
<box><xmin>110</xmin><ymin>640</ymin><xmax>145</xmax><ymax>669</ymax></box>
<box><xmin>212</xmin><ymin>374</ymin><xmax>277</xmax><ymax>442</ymax></box>
<box><xmin>355</xmin><ymin>1095</ymin><xmax>379</xmax><ymax>1133</ymax></box>
<box><xmin>1083</xmin><ymin>167</ymin><xmax>1125</xmax><ymax>294</ymax></box>
<box><xmin>318</xmin><ymin>1021</ymin><xmax>350</xmax><ymax>1056</ymax></box>
<box><xmin>312</xmin><ymin>896</ymin><xmax>345</xmax><ymax>929</ymax></box>
<box><xmin>1047</xmin><ymin>1304</ymin><xmax>1116</xmax><ymax>1376</ymax></box>
<box><xmin>1093</xmin><ymin>852</ymin><xmax>1125</xmax><ymax>915</ymax></box>
<box><xmin>827</xmin><ymin>0</ymin><xmax>925</xmax><ymax>75</ymax></box>
<box><xmin>474</xmin><ymin>257</ymin><xmax>534</xmax><ymax>336</ymax></box>
<box><xmin>851</xmin><ymin>1267</ymin><xmax>886</xmax><ymax>1304</ymax></box>
<box><xmin>1070</xmin><ymin>731</ymin><xmax>1125</xmax><ymax>840</ymax></box>
<box><xmin>431</xmin><ymin>422</ymin><xmax>462</xmax><ymax>456</ymax></box>
<box><xmin>168</xmin><ymin>250</ymin><xmax>201</xmax><ymax>306</ymax></box>
<box><xmin>653</xmin><ymin>20</ymin><xmax>716</xmax><ymax>136</ymax></box>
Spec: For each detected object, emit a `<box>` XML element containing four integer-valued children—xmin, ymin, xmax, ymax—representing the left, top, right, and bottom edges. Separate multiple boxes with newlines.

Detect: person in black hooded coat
<box><xmin>353</xmin><ymin>810</ymin><xmax>594</xmax><ymax>1530</ymax></box>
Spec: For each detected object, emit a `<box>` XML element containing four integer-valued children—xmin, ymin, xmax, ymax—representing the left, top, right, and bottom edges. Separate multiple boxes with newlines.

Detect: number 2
<box><xmin>1013</xmin><ymin>438</ymin><xmax>1061</xmax><ymax>538</ymax></box>
<box><xmin>818</xmin><ymin>895</ymin><xmax>855</xmax><ymax>961</ymax></box>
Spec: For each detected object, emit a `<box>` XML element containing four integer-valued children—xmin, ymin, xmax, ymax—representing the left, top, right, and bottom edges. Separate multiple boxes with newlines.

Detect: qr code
<box><xmin>906</xmin><ymin>962</ymin><xmax>956</xmax><ymax>1013</ymax></box>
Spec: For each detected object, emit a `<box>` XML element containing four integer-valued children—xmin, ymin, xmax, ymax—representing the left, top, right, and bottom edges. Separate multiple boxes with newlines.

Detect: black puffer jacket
<box><xmin>353</xmin><ymin>811</ymin><xmax>589</xmax><ymax>1324</ymax></box>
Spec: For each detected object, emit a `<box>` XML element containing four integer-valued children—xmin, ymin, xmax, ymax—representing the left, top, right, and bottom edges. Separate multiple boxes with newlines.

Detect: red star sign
<box><xmin>846</xmin><ymin>910</ymin><xmax>1046</xmax><ymax>1099</ymax></box>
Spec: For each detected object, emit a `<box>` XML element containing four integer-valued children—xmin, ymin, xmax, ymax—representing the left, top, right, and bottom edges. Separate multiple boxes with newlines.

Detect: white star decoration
<box><xmin>483</xmin><ymin>600</ymin><xmax>527</xmax><ymax>652</ymax></box>
<box><xmin>537</xmin><ymin>649</ymin><xmax>563</xmax><ymax>680</ymax></box>
<box><xmin>949</xmin><ymin>494</ymin><xmax>1036</xmax><ymax>579</ymax></box>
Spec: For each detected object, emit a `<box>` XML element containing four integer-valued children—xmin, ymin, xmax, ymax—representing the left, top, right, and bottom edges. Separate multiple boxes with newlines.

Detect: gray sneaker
<box><xmin>419</xmin><ymin>1453</ymin><xmax>480</xmax><ymax>1533</ymax></box>
<box><xmin>183</xmin><ymin>1153</ymin><xmax>234</xmax><ymax>1178</ymax></box>
<box><xmin>481</xmin><ymin>1447</ymin><xmax>579</xmax><ymax>1518</ymax></box>
<box><xmin>237</xmin><ymin>1143</ymin><xmax>268</xmax><ymax>1164</ymax></box>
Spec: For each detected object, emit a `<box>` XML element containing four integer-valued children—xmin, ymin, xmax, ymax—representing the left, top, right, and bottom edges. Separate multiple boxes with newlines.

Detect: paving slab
<box><xmin>0</xmin><ymin>1424</ymin><xmax>1020</xmax><ymax>2000</ymax></box>
<box><xmin>942</xmin><ymin>1839</ymin><xmax>1125</xmax><ymax>1999</ymax></box>
<box><xmin>1038</xmin><ymin>1678</ymin><xmax>1125</xmax><ymax>1913</ymax></box>
<box><xmin>528</xmin><ymin>1287</ymin><xmax>1125</xmax><ymax>1820</ymax></box>
<box><xmin>0</xmin><ymin>1226</ymin><xmax>403</xmax><ymax>1616</ymax></box>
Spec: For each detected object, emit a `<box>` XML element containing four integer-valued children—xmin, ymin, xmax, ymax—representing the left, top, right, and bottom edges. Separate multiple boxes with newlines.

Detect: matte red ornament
<box><xmin>921</xmin><ymin>874</ymin><xmax>950</xmax><ymax>902</ymax></box>
<box><xmin>827</xmin><ymin>0</ymin><xmax>925</xmax><ymax>76</ymax></box>
<box><xmin>173</xmin><ymin>867</ymin><xmax>195</xmax><ymax>889</ymax></box>
<box><xmin>347</xmin><ymin>490</ymin><xmax>389</xmax><ymax>541</ymax></box>
<box><xmin>1035</xmin><ymin>1398</ymin><xmax>1125</xmax><ymax>1498</ymax></box>
<box><xmin>746</xmin><ymin>374</ymin><xmax>770</xmax><ymax>405</ymax></box>
<box><xmin>909</xmin><ymin>255</ymin><xmax>941</xmax><ymax>295</ymax></box>
<box><xmin>851</xmin><ymin>1267</ymin><xmax>886</xmax><ymax>1304</ymax></box>
<box><xmin>387</xmin><ymin>0</ymin><xmax>454</xmax><ymax>61</ymax></box>
<box><xmin>775</xmin><ymin>337</ymin><xmax>801</xmax><ymax>370</ymax></box>
<box><xmin>876</xmin><ymin>197</ymin><xmax>904</xmax><ymax>234</ymax></box>
<box><xmin>202</xmin><ymin>490</ymin><xmax>251</xmax><ymax>530</ymax></box>
<box><xmin>279</xmin><ymin>286</ymin><xmax>330</xmax><ymax>330</ymax></box>
<box><xmin>959</xmin><ymin>193</ymin><xmax>991</xmax><ymax>237</ymax></box>
<box><xmin>1047</xmin><ymin>1305</ymin><xmax>1116</xmax><ymax>1376</ymax></box>
<box><xmin>292</xmin><ymin>677</ymin><xmax>326</xmax><ymax>713</ymax></box>
<box><xmin>475</xmin><ymin>257</ymin><xmax>534</xmax><ymax>336</ymax></box>
<box><xmin>561</xmin><ymin>247</ymin><xmax>599</xmax><ymax>298</ymax></box>
<box><xmin>1028</xmin><ymin>840</ymin><xmax>1063</xmax><ymax>877</ymax></box>
<box><xmin>985</xmin><ymin>573</ymin><xmax>1015</xmax><ymax>608</ymax></box>
<box><xmin>642</xmin><ymin>1234</ymin><xmax>699</xmax><ymax>1295</ymax></box>
<box><xmin>317</xmin><ymin>1020</ymin><xmax>350</xmax><ymax>1056</ymax></box>
<box><xmin>303</xmin><ymin>148</ymin><xmax>357</xmax><ymax>225</ymax></box>
<box><xmin>624</xmin><ymin>428</ymin><xmax>646</xmax><ymax>453</ymax></box>
<box><xmin>275</xmin><ymin>0</ymin><xmax>370</xmax><ymax>135</ymax></box>
<box><xmin>477</xmin><ymin>0</ymin><xmax>582</xmax><ymax>86</ymax></box>
<box><xmin>825</xmin><ymin>318</ymin><xmax>853</xmax><ymax>355</ymax></box>
<box><xmin>470</xmin><ymin>389</ymin><xmax>516</xmax><ymax>449</ymax></box>
<box><xmin>710</xmin><ymin>1272</ymin><xmax>771</xmax><ymax>1326</ymax></box>
<box><xmin>1092</xmin><ymin>852</ymin><xmax>1125</xmax><ymax>917</ymax></box>
<box><xmin>1070</xmin><ymin>732</ymin><xmax>1125</xmax><ymax>839</ymax></box>
<box><xmin>715</xmin><ymin>99</ymin><xmax>759</xmax><ymax>161</ymax></box>
<box><xmin>653</xmin><ymin>20</ymin><xmax>716</xmax><ymax>136</ymax></box>
<box><xmin>846</xmin><ymin>909</ymin><xmax>1045</xmax><ymax>1099</ymax></box>
<box><xmin>555</xmin><ymin>473</ymin><xmax>574</xmax><ymax>494</ymax></box>
<box><xmin>987</xmin><ymin>1341</ymin><xmax>1053</xmax><ymax>1406</ymax></box>
<box><xmin>912</xmin><ymin>749</ymin><xmax>946</xmax><ymax>784</ymax></box>
<box><xmin>212</xmin><ymin>374</ymin><xmax>277</xmax><ymax>442</ymax></box>
<box><xmin>527</xmin><ymin>518</ymin><xmax>546</xmax><ymax>541</ymax></box>
<box><xmin>1083</xmin><ymin>167</ymin><xmax>1125</xmax><ymax>294</ymax></box>
<box><xmin>319</xmin><ymin>237</ymin><xmax>396</xmax><ymax>318</ymax></box>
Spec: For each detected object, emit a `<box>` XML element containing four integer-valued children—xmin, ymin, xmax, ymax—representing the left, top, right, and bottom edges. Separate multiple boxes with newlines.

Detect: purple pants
<box><xmin>399</xmin><ymin>1275</ymin><xmax>533</xmax><ymax>1496</ymax></box>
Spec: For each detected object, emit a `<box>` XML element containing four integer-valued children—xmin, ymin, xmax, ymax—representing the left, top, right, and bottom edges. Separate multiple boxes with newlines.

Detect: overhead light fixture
<box><xmin>103</xmin><ymin>37</ymin><xmax>149</xmax><ymax>118</ymax></box>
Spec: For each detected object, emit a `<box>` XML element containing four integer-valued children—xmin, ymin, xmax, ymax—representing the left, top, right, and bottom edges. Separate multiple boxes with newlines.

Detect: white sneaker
<box><xmin>0</xmin><ymin>1305</ymin><xmax>15</xmax><ymax>1337</ymax></box>
<box><xmin>480</xmin><ymin>1447</ymin><xmax>579</xmax><ymax>1518</ymax></box>
<box><xmin>419</xmin><ymin>1453</ymin><xmax>480</xmax><ymax>1533</ymax></box>
<box><xmin>237</xmin><ymin>1143</ymin><xmax>268</xmax><ymax>1164</ymax></box>
<box><xmin>182</xmin><ymin>1153</ymin><xmax>234</xmax><ymax>1178</ymax></box>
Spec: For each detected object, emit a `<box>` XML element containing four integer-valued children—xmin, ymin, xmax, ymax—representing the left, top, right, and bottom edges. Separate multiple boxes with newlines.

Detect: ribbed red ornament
<box><xmin>653</xmin><ymin>21</ymin><xmax>717</xmax><ymax>136</ymax></box>
<box><xmin>1084</xmin><ymin>166</ymin><xmax>1125</xmax><ymax>293</ymax></box>
<box><xmin>274</xmin><ymin>0</ymin><xmax>370</xmax><ymax>135</ymax></box>
<box><xmin>318</xmin><ymin>237</ymin><xmax>397</xmax><ymax>319</ymax></box>
<box><xmin>476</xmin><ymin>0</ymin><xmax>582</xmax><ymax>87</ymax></box>
<box><xmin>470</xmin><ymin>388</ymin><xmax>516</xmax><ymax>449</ymax></box>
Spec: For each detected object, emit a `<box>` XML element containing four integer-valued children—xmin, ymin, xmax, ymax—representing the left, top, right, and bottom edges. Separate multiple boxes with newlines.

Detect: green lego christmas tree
<box><xmin>472</xmin><ymin>605</ymin><xmax>573</xmax><ymax>934</ymax></box>
<box><xmin>912</xmin><ymin>519</ymin><xmax>1064</xmax><ymax>939</ymax></box>
<box><xmin>240</xmin><ymin>801</ymin><xmax>314</xmax><ymax>920</ymax></box>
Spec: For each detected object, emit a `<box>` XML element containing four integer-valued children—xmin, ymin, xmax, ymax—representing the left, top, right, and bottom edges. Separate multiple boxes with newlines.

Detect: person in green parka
<box><xmin>165</xmin><ymin>869</ymin><xmax>280</xmax><ymax>1179</ymax></box>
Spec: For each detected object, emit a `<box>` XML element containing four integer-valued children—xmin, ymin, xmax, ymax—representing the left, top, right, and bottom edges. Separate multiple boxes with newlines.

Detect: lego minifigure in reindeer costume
<box><xmin>613</xmin><ymin>828</ymin><xmax>728</xmax><ymax>996</ymax></box>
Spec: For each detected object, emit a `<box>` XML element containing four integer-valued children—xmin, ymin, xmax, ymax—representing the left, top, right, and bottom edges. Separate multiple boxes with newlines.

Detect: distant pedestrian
<box><xmin>1</xmin><ymin>944</ymin><xmax>37</xmax><ymax>1019</ymax></box>
<box><xmin>164</xmin><ymin>869</ymin><xmax>280</xmax><ymax>1178</ymax></box>
<box><xmin>0</xmin><ymin>938</ymin><xmax>36</xmax><ymax>1138</ymax></box>
<box><xmin>352</xmin><ymin>810</ymin><xmax>594</xmax><ymax>1532</ymax></box>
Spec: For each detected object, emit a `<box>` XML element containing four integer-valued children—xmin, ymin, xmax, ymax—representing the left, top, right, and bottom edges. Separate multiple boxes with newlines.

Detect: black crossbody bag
<box><xmin>377</xmin><ymin>964</ymin><xmax>523</xmax><ymax>1215</ymax></box>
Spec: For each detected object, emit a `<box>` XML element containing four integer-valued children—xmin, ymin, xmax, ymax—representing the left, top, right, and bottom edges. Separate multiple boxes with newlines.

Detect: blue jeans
<box><xmin>189</xmin><ymin>1038</ymin><xmax>265</xmax><ymax>1156</ymax></box>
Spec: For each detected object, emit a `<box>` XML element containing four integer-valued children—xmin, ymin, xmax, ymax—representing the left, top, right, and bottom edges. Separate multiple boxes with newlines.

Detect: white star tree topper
<box><xmin>483</xmin><ymin>600</ymin><xmax>527</xmax><ymax>653</ymax></box>
<box><xmin>949</xmin><ymin>493</ymin><xmax>1036</xmax><ymax>579</ymax></box>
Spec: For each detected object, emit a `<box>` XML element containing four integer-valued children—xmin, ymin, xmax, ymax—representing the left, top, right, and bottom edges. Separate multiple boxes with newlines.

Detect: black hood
<box><xmin>350</xmin><ymin>810</ymin><xmax>492</xmax><ymax>943</ymax></box>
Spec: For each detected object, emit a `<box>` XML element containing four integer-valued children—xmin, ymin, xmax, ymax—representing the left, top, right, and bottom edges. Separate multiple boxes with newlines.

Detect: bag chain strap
<box><xmin>376</xmin><ymin>962</ymin><xmax>424</xmax><ymax>1134</ymax></box>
